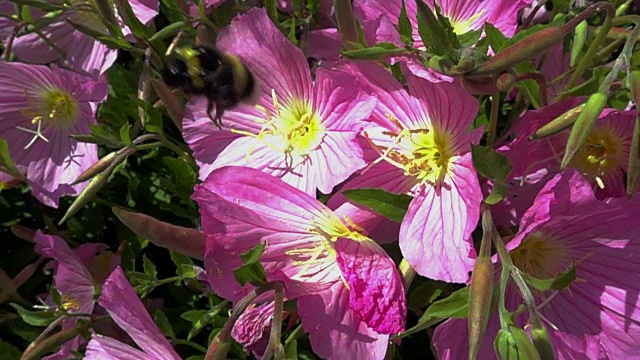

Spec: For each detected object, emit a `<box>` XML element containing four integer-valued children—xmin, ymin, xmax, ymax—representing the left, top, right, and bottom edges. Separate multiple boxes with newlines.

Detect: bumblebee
<box><xmin>162</xmin><ymin>46</ymin><xmax>259</xmax><ymax>128</ymax></box>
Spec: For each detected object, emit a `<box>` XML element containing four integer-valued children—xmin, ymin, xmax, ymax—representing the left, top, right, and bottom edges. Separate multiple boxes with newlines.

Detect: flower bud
<box><xmin>72</xmin><ymin>151</ymin><xmax>118</xmax><ymax>185</ymax></box>
<box><xmin>59</xmin><ymin>167</ymin><xmax>112</xmax><ymax>225</ymax></box>
<box><xmin>494</xmin><ymin>327</ymin><xmax>541</xmax><ymax>360</ymax></box>
<box><xmin>469</xmin><ymin>209</ymin><xmax>494</xmax><ymax>360</ymax></box>
<box><xmin>561</xmin><ymin>92</ymin><xmax>607</xmax><ymax>168</ymax></box>
<box><xmin>469</xmin><ymin>255</ymin><xmax>493</xmax><ymax>360</ymax></box>
<box><xmin>530</xmin><ymin>103</ymin><xmax>585</xmax><ymax>140</ymax></box>
<box><xmin>470</xmin><ymin>26</ymin><xmax>565</xmax><ymax>76</ymax></box>
<box><xmin>112</xmin><ymin>207</ymin><xmax>205</xmax><ymax>260</ymax></box>
<box><xmin>496</xmin><ymin>73</ymin><xmax>516</xmax><ymax>92</ymax></box>
<box><xmin>531</xmin><ymin>324</ymin><xmax>555</xmax><ymax>360</ymax></box>
<box><xmin>151</xmin><ymin>78</ymin><xmax>185</xmax><ymax>131</ymax></box>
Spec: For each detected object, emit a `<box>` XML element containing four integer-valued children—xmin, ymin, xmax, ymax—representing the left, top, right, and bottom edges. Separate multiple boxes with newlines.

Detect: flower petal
<box><xmin>85</xmin><ymin>334</ymin><xmax>151</xmax><ymax>360</ymax></box>
<box><xmin>298</xmin><ymin>282</ymin><xmax>391</xmax><ymax>360</ymax></box>
<box><xmin>335</xmin><ymin>237</ymin><xmax>406</xmax><ymax>334</ymax></box>
<box><xmin>99</xmin><ymin>267</ymin><xmax>180</xmax><ymax>360</ymax></box>
<box><xmin>216</xmin><ymin>8</ymin><xmax>311</xmax><ymax>103</ymax></box>
<box><xmin>399</xmin><ymin>158</ymin><xmax>481</xmax><ymax>282</ymax></box>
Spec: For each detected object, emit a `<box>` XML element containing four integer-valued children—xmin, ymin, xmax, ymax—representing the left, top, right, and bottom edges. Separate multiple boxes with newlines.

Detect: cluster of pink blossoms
<box><xmin>2</xmin><ymin>0</ymin><xmax>640</xmax><ymax>359</ymax></box>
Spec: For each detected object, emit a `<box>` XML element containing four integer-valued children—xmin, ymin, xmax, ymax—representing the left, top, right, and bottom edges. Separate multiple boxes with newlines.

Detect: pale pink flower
<box><xmin>182</xmin><ymin>8</ymin><xmax>376</xmax><ymax>196</ymax></box>
<box><xmin>434</xmin><ymin>169</ymin><xmax>640</xmax><ymax>359</ymax></box>
<box><xmin>0</xmin><ymin>0</ymin><xmax>158</xmax><ymax>77</ymax></box>
<box><xmin>329</xmin><ymin>62</ymin><xmax>483</xmax><ymax>283</ymax></box>
<box><xmin>85</xmin><ymin>267</ymin><xmax>181</xmax><ymax>360</ymax></box>
<box><xmin>194</xmin><ymin>166</ymin><xmax>406</xmax><ymax>359</ymax></box>
<box><xmin>0</xmin><ymin>61</ymin><xmax>107</xmax><ymax>207</ymax></box>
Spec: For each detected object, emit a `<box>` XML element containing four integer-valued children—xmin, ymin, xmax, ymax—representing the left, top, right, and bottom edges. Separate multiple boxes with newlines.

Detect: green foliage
<box><xmin>343</xmin><ymin>188</ymin><xmax>413</xmax><ymax>222</ymax></box>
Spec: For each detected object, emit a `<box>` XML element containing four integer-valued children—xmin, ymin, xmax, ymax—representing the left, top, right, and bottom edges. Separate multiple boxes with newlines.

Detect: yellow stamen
<box><xmin>368</xmin><ymin>114</ymin><xmax>454</xmax><ymax>186</ymax></box>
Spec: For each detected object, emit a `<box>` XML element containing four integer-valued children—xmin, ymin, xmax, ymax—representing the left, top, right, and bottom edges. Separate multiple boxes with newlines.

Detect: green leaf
<box><xmin>484</xmin><ymin>22</ymin><xmax>507</xmax><ymax>51</ymax></box>
<box><xmin>155</xmin><ymin>309</ymin><xmax>176</xmax><ymax>338</ymax></box>
<box><xmin>187</xmin><ymin>305</ymin><xmax>225</xmax><ymax>340</ymax></box>
<box><xmin>520</xmin><ymin>262</ymin><xmax>576</xmax><ymax>292</ymax></box>
<box><xmin>66</xmin><ymin>19</ymin><xmax>132</xmax><ymax>50</ymax></box>
<box><xmin>89</xmin><ymin>124</ymin><xmax>124</xmax><ymax>148</ymax></box>
<box><xmin>0</xmin><ymin>138</ymin><xmax>24</xmax><ymax>180</ymax></box>
<box><xmin>114</xmin><ymin>0</ymin><xmax>152</xmax><ymax>39</ymax></box>
<box><xmin>9</xmin><ymin>303</ymin><xmax>55</xmax><ymax>327</ymax></box>
<box><xmin>484</xmin><ymin>182</ymin><xmax>509</xmax><ymax>205</ymax></box>
<box><xmin>398</xmin><ymin>0</ymin><xmax>413</xmax><ymax>46</ymax></box>
<box><xmin>179</xmin><ymin>264</ymin><xmax>197</xmax><ymax>280</ymax></box>
<box><xmin>233</xmin><ymin>244</ymin><xmax>267</xmax><ymax>287</ymax></box>
<box><xmin>284</xmin><ymin>339</ymin><xmax>298</xmax><ymax>360</ymax></box>
<box><xmin>143</xmin><ymin>255</ymin><xmax>157</xmax><ymax>279</ymax></box>
<box><xmin>571</xmin><ymin>20</ymin><xmax>587</xmax><ymax>67</ymax></box>
<box><xmin>0</xmin><ymin>339</ymin><xmax>21</xmax><ymax>360</ymax></box>
<box><xmin>170</xmin><ymin>251</ymin><xmax>195</xmax><ymax>279</ymax></box>
<box><xmin>342</xmin><ymin>42</ymin><xmax>407</xmax><ymax>60</ymax></box>
<box><xmin>407</xmin><ymin>281</ymin><xmax>451</xmax><ymax>308</ymax></box>
<box><xmin>265</xmin><ymin>0</ymin><xmax>279</xmax><ymax>26</ymax></box>
<box><xmin>471</xmin><ymin>145</ymin><xmax>512</xmax><ymax>183</ymax></box>
<box><xmin>181</xmin><ymin>309</ymin><xmax>206</xmax><ymax>323</ymax></box>
<box><xmin>415</xmin><ymin>1</ymin><xmax>458</xmax><ymax>56</ymax></box>
<box><xmin>457</xmin><ymin>28</ymin><xmax>483</xmax><ymax>48</ymax></box>
<box><xmin>395</xmin><ymin>286</ymin><xmax>469</xmax><ymax>339</ymax></box>
<box><xmin>119</xmin><ymin>123</ymin><xmax>132</xmax><ymax>145</ymax></box>
<box><xmin>342</xmin><ymin>188</ymin><xmax>413</xmax><ymax>222</ymax></box>
<box><xmin>514</xmin><ymin>62</ymin><xmax>543</xmax><ymax>108</ymax></box>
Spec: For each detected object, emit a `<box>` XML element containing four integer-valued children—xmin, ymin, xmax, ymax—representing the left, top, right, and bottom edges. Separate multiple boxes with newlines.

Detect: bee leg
<box><xmin>214</xmin><ymin>103</ymin><xmax>226</xmax><ymax>129</ymax></box>
<box><xmin>206</xmin><ymin>99</ymin><xmax>223</xmax><ymax>129</ymax></box>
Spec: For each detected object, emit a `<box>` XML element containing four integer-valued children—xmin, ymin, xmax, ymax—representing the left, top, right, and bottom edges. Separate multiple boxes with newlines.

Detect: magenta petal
<box><xmin>216</xmin><ymin>8</ymin><xmax>311</xmax><ymax>103</ymax></box>
<box><xmin>403</xmin><ymin>66</ymin><xmax>480</xmax><ymax>152</ymax></box>
<box><xmin>34</xmin><ymin>232</ymin><xmax>95</xmax><ymax>314</ymax></box>
<box><xmin>85</xmin><ymin>334</ymin><xmax>151</xmax><ymax>360</ymax></box>
<box><xmin>335</xmin><ymin>238</ymin><xmax>406</xmax><ymax>334</ymax></box>
<box><xmin>298</xmin><ymin>282</ymin><xmax>390</xmax><ymax>360</ymax></box>
<box><xmin>204</xmin><ymin>234</ymin><xmax>254</xmax><ymax>301</ymax></box>
<box><xmin>305</xmin><ymin>28</ymin><xmax>343</xmax><ymax>61</ymax></box>
<box><xmin>400</xmin><ymin>160</ymin><xmax>481</xmax><ymax>283</ymax></box>
<box><xmin>195</xmin><ymin>166</ymin><xmax>330</xmax><ymax>231</ymax></box>
<box><xmin>99</xmin><ymin>267</ymin><xmax>180</xmax><ymax>360</ymax></box>
<box><xmin>232</xmin><ymin>297</ymin><xmax>275</xmax><ymax>358</ymax></box>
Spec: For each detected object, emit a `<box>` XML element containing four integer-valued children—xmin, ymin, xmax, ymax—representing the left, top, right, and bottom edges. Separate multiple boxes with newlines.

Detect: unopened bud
<box><xmin>496</xmin><ymin>73</ymin><xmax>516</xmax><ymax>92</ymax></box>
<box><xmin>531</xmin><ymin>103</ymin><xmax>585</xmax><ymax>140</ymax></box>
<box><xmin>151</xmin><ymin>78</ymin><xmax>185</xmax><ymax>131</ymax></box>
<box><xmin>72</xmin><ymin>152</ymin><xmax>118</xmax><ymax>185</ymax></box>
<box><xmin>561</xmin><ymin>92</ymin><xmax>607</xmax><ymax>168</ymax></box>
<box><xmin>469</xmin><ymin>208</ymin><xmax>494</xmax><ymax>360</ymax></box>
<box><xmin>470</xmin><ymin>26</ymin><xmax>565</xmax><ymax>76</ymax></box>
<box><xmin>531</xmin><ymin>324</ymin><xmax>555</xmax><ymax>360</ymax></box>
<box><xmin>59</xmin><ymin>168</ymin><xmax>112</xmax><ymax>225</ymax></box>
<box><xmin>112</xmin><ymin>208</ymin><xmax>205</xmax><ymax>260</ymax></box>
<box><xmin>494</xmin><ymin>327</ymin><xmax>541</xmax><ymax>360</ymax></box>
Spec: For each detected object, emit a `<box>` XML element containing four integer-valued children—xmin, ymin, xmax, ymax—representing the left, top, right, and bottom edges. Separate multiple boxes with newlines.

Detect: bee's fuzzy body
<box><xmin>162</xmin><ymin>46</ymin><xmax>259</xmax><ymax>128</ymax></box>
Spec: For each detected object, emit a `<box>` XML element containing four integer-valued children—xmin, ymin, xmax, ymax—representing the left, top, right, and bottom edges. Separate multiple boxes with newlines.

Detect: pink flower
<box><xmin>354</xmin><ymin>0</ymin><xmax>532</xmax><ymax>48</ymax></box>
<box><xmin>329</xmin><ymin>62</ymin><xmax>483</xmax><ymax>283</ymax></box>
<box><xmin>493</xmin><ymin>99</ymin><xmax>637</xmax><ymax>226</ymax></box>
<box><xmin>434</xmin><ymin>169</ymin><xmax>640</xmax><ymax>359</ymax></box>
<box><xmin>182</xmin><ymin>8</ymin><xmax>376</xmax><ymax>196</ymax></box>
<box><xmin>231</xmin><ymin>294</ymin><xmax>276</xmax><ymax>358</ymax></box>
<box><xmin>34</xmin><ymin>231</ymin><xmax>117</xmax><ymax>360</ymax></box>
<box><xmin>0</xmin><ymin>0</ymin><xmax>158</xmax><ymax>77</ymax></box>
<box><xmin>85</xmin><ymin>267</ymin><xmax>181</xmax><ymax>360</ymax></box>
<box><xmin>0</xmin><ymin>61</ymin><xmax>107</xmax><ymax>207</ymax></box>
<box><xmin>194</xmin><ymin>166</ymin><xmax>406</xmax><ymax>359</ymax></box>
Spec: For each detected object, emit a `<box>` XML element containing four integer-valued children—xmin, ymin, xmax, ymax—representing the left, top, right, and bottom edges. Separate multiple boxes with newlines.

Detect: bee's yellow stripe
<box><xmin>225</xmin><ymin>54</ymin><xmax>248</xmax><ymax>95</ymax></box>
